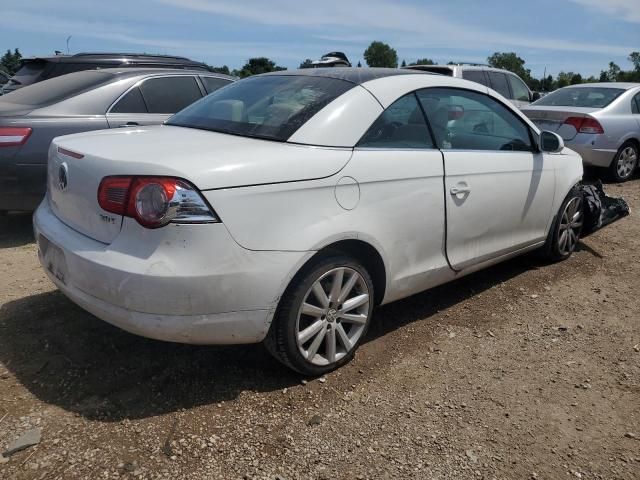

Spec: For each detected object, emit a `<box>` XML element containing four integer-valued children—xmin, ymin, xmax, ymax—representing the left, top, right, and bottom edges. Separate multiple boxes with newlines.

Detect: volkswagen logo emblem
<box><xmin>58</xmin><ymin>164</ymin><xmax>68</xmax><ymax>191</ymax></box>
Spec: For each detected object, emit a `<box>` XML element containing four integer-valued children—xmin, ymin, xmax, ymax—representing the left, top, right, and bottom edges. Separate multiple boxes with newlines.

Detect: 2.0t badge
<box><xmin>58</xmin><ymin>164</ymin><xmax>68</xmax><ymax>191</ymax></box>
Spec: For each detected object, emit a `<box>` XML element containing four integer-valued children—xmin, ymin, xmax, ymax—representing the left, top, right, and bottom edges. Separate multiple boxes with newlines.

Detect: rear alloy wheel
<box><xmin>543</xmin><ymin>187</ymin><xmax>584</xmax><ymax>262</ymax></box>
<box><xmin>610</xmin><ymin>142</ymin><xmax>638</xmax><ymax>182</ymax></box>
<box><xmin>266</xmin><ymin>255</ymin><xmax>374</xmax><ymax>375</ymax></box>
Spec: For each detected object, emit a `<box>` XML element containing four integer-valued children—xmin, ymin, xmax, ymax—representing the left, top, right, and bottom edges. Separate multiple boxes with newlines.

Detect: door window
<box><xmin>358</xmin><ymin>93</ymin><xmax>434</xmax><ymax>149</ymax></box>
<box><xmin>487</xmin><ymin>72</ymin><xmax>512</xmax><ymax>99</ymax></box>
<box><xmin>416</xmin><ymin>88</ymin><xmax>533</xmax><ymax>152</ymax></box>
<box><xmin>462</xmin><ymin>70</ymin><xmax>489</xmax><ymax>87</ymax></box>
<box><xmin>632</xmin><ymin>93</ymin><xmax>640</xmax><ymax>114</ymax></box>
<box><xmin>139</xmin><ymin>76</ymin><xmax>203</xmax><ymax>114</ymax></box>
<box><xmin>201</xmin><ymin>76</ymin><xmax>232</xmax><ymax>94</ymax></box>
<box><xmin>507</xmin><ymin>74</ymin><xmax>530</xmax><ymax>102</ymax></box>
<box><xmin>110</xmin><ymin>87</ymin><xmax>148</xmax><ymax>113</ymax></box>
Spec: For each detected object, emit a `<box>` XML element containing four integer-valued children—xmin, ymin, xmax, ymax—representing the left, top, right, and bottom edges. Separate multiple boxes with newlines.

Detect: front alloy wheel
<box><xmin>557</xmin><ymin>195</ymin><xmax>583</xmax><ymax>257</ymax></box>
<box><xmin>266</xmin><ymin>255</ymin><xmax>374</xmax><ymax>375</ymax></box>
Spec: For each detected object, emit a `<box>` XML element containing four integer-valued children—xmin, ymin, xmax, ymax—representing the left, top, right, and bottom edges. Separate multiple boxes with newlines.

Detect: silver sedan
<box><xmin>522</xmin><ymin>83</ymin><xmax>640</xmax><ymax>182</ymax></box>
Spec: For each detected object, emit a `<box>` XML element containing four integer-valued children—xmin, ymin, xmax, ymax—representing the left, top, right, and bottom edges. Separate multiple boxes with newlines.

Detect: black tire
<box><xmin>609</xmin><ymin>141</ymin><xmax>638</xmax><ymax>183</ymax></box>
<box><xmin>265</xmin><ymin>254</ymin><xmax>375</xmax><ymax>376</ymax></box>
<box><xmin>541</xmin><ymin>186</ymin><xmax>584</xmax><ymax>262</ymax></box>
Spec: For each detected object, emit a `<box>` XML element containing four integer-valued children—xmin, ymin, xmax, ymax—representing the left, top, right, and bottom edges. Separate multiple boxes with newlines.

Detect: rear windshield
<box><xmin>407</xmin><ymin>66</ymin><xmax>453</xmax><ymax>76</ymax></box>
<box><xmin>534</xmin><ymin>87</ymin><xmax>624</xmax><ymax>108</ymax></box>
<box><xmin>1</xmin><ymin>71</ymin><xmax>112</xmax><ymax>106</ymax></box>
<box><xmin>166</xmin><ymin>75</ymin><xmax>354</xmax><ymax>141</ymax></box>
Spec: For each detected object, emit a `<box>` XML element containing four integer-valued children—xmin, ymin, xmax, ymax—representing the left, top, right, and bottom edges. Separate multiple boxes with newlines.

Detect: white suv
<box><xmin>404</xmin><ymin>64</ymin><xmax>539</xmax><ymax>108</ymax></box>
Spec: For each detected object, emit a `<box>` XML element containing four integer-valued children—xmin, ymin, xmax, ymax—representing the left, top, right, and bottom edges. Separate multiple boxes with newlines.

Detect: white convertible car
<box><xmin>34</xmin><ymin>69</ymin><xmax>584</xmax><ymax>375</ymax></box>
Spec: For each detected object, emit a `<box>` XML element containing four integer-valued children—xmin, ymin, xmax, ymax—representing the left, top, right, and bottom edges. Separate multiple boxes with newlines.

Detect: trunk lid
<box><xmin>521</xmin><ymin>106</ymin><xmax>600</xmax><ymax>140</ymax></box>
<box><xmin>48</xmin><ymin>125</ymin><xmax>352</xmax><ymax>244</ymax></box>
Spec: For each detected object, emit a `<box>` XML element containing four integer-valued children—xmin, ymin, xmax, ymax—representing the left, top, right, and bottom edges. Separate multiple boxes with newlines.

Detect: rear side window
<box><xmin>0</xmin><ymin>71</ymin><xmax>112</xmax><ymax>106</ymax></box>
<box><xmin>201</xmin><ymin>76</ymin><xmax>232</xmax><ymax>94</ymax></box>
<box><xmin>632</xmin><ymin>93</ymin><xmax>640</xmax><ymax>114</ymax></box>
<box><xmin>139</xmin><ymin>76</ymin><xmax>203</xmax><ymax>114</ymax></box>
<box><xmin>167</xmin><ymin>75</ymin><xmax>354</xmax><ymax>142</ymax></box>
<box><xmin>358</xmin><ymin>93</ymin><xmax>434</xmax><ymax>149</ymax></box>
<box><xmin>462</xmin><ymin>70</ymin><xmax>489</xmax><ymax>87</ymax></box>
<box><xmin>110</xmin><ymin>87</ymin><xmax>147</xmax><ymax>114</ymax></box>
<box><xmin>6</xmin><ymin>61</ymin><xmax>47</xmax><ymax>87</ymax></box>
<box><xmin>507</xmin><ymin>75</ymin><xmax>530</xmax><ymax>102</ymax></box>
<box><xmin>487</xmin><ymin>72</ymin><xmax>511</xmax><ymax>99</ymax></box>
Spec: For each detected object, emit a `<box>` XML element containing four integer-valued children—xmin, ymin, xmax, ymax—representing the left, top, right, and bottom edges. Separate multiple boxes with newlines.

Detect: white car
<box><xmin>34</xmin><ymin>69</ymin><xmax>584</xmax><ymax>375</ymax></box>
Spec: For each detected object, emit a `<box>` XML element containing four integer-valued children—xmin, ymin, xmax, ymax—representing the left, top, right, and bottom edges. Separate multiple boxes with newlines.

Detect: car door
<box><xmin>633</xmin><ymin>92</ymin><xmax>640</xmax><ymax>128</ymax></box>
<box><xmin>417</xmin><ymin>87</ymin><xmax>555</xmax><ymax>271</ymax></box>
<box><xmin>349</xmin><ymin>93</ymin><xmax>449</xmax><ymax>298</ymax></box>
<box><xmin>106</xmin><ymin>75</ymin><xmax>204</xmax><ymax>128</ymax></box>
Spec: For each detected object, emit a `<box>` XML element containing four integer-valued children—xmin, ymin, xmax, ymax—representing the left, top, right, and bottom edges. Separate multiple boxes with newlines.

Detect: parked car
<box><xmin>311</xmin><ymin>52</ymin><xmax>352</xmax><ymax>67</ymax></box>
<box><xmin>34</xmin><ymin>68</ymin><xmax>582</xmax><ymax>375</ymax></box>
<box><xmin>0</xmin><ymin>71</ymin><xmax>9</xmax><ymax>95</ymax></box>
<box><xmin>522</xmin><ymin>83</ymin><xmax>640</xmax><ymax>182</ymax></box>
<box><xmin>0</xmin><ymin>68</ymin><xmax>233</xmax><ymax>212</ymax></box>
<box><xmin>404</xmin><ymin>64</ymin><xmax>539</xmax><ymax>108</ymax></box>
<box><xmin>1</xmin><ymin>52</ymin><xmax>210</xmax><ymax>95</ymax></box>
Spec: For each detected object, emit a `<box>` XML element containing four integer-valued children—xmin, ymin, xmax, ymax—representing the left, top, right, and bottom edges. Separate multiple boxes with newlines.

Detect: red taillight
<box><xmin>126</xmin><ymin>177</ymin><xmax>179</xmax><ymax>228</ymax></box>
<box><xmin>97</xmin><ymin>176</ymin><xmax>219</xmax><ymax>228</ymax></box>
<box><xmin>98</xmin><ymin>177</ymin><xmax>133</xmax><ymax>215</ymax></box>
<box><xmin>0</xmin><ymin>127</ymin><xmax>32</xmax><ymax>147</ymax></box>
<box><xmin>564</xmin><ymin>117</ymin><xmax>604</xmax><ymax>134</ymax></box>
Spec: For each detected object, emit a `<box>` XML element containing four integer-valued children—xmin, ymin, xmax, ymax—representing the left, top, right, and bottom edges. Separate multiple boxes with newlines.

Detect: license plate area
<box><xmin>38</xmin><ymin>234</ymin><xmax>68</xmax><ymax>285</ymax></box>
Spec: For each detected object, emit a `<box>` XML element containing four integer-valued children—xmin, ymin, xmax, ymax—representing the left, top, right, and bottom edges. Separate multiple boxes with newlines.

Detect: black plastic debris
<box><xmin>581</xmin><ymin>180</ymin><xmax>630</xmax><ymax>236</ymax></box>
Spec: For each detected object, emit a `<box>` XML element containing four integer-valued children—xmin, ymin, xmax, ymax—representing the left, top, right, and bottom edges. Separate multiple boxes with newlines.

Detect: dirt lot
<box><xmin>0</xmin><ymin>179</ymin><xmax>639</xmax><ymax>480</ymax></box>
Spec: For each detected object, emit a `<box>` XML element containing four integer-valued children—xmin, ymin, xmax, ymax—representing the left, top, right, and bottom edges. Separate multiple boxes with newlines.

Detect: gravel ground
<box><xmin>0</xmin><ymin>179</ymin><xmax>639</xmax><ymax>480</ymax></box>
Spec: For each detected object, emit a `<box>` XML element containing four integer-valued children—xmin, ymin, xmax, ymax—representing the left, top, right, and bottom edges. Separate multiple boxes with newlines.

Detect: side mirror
<box><xmin>540</xmin><ymin>131</ymin><xmax>564</xmax><ymax>153</ymax></box>
<box><xmin>531</xmin><ymin>91</ymin><xmax>541</xmax><ymax>102</ymax></box>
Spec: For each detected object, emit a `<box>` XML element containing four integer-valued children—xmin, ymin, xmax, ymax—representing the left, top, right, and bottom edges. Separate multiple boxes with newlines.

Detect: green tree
<box><xmin>1</xmin><ymin>48</ymin><xmax>22</xmax><ymax>76</ymax></box>
<box><xmin>607</xmin><ymin>62</ymin><xmax>621</xmax><ymax>82</ymax></box>
<box><xmin>299</xmin><ymin>59</ymin><xmax>314</xmax><ymax>69</ymax></box>
<box><xmin>357</xmin><ymin>61</ymin><xmax>362</xmax><ymax>68</ymax></box>
<box><xmin>236</xmin><ymin>57</ymin><xmax>286</xmax><ymax>78</ymax></box>
<box><xmin>401</xmin><ymin>59</ymin><xmax>407</xmax><ymax>68</ymax></box>
<box><xmin>208</xmin><ymin>65</ymin><xmax>230</xmax><ymax>75</ymax></box>
<box><xmin>363</xmin><ymin>41</ymin><xmax>398</xmax><ymax>68</ymax></box>
<box><xmin>410</xmin><ymin>58</ymin><xmax>435</xmax><ymax>66</ymax></box>
<box><xmin>487</xmin><ymin>52</ymin><xmax>531</xmax><ymax>82</ymax></box>
<box><xmin>628</xmin><ymin>52</ymin><xmax>640</xmax><ymax>72</ymax></box>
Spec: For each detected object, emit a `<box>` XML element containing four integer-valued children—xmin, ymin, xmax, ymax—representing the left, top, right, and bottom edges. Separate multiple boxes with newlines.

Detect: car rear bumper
<box><xmin>0</xmin><ymin>163</ymin><xmax>47</xmax><ymax>212</ymax></box>
<box><xmin>565</xmin><ymin>135</ymin><xmax>616</xmax><ymax>168</ymax></box>
<box><xmin>33</xmin><ymin>199</ymin><xmax>309</xmax><ymax>345</ymax></box>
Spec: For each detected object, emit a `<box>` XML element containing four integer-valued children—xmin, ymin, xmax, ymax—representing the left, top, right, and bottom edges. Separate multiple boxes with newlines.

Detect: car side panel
<box><xmin>205</xmin><ymin>148</ymin><xmax>451</xmax><ymax>304</ymax></box>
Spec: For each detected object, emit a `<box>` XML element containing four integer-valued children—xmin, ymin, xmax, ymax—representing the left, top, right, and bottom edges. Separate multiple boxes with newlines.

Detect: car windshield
<box><xmin>166</xmin><ymin>75</ymin><xmax>354</xmax><ymax>141</ymax></box>
<box><xmin>1</xmin><ymin>71</ymin><xmax>112</xmax><ymax>106</ymax></box>
<box><xmin>534</xmin><ymin>87</ymin><xmax>625</xmax><ymax>108</ymax></box>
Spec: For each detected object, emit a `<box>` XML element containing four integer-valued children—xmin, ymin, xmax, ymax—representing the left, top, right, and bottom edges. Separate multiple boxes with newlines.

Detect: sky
<box><xmin>0</xmin><ymin>0</ymin><xmax>638</xmax><ymax>78</ymax></box>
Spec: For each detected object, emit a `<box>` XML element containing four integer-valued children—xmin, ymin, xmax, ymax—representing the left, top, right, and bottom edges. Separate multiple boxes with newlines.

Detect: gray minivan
<box><xmin>404</xmin><ymin>64</ymin><xmax>539</xmax><ymax>108</ymax></box>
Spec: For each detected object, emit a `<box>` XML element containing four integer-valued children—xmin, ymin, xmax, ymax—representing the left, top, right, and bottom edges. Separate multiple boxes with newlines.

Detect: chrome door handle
<box><xmin>450</xmin><ymin>186</ymin><xmax>471</xmax><ymax>195</ymax></box>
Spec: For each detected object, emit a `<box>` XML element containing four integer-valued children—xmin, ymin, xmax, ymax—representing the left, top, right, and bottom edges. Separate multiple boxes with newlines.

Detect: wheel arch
<box><xmin>277</xmin><ymin>238</ymin><xmax>388</xmax><ymax>310</ymax></box>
